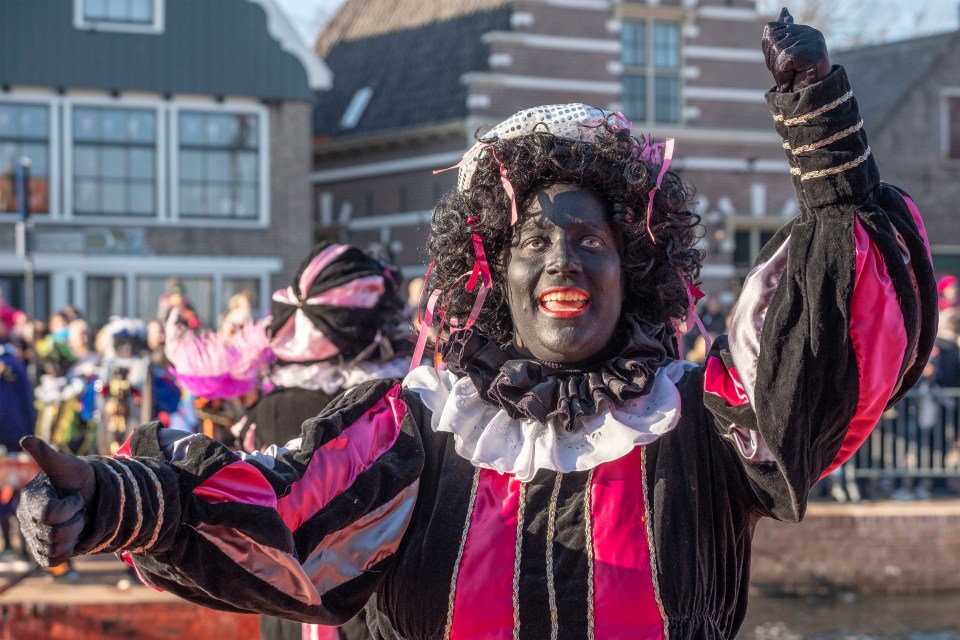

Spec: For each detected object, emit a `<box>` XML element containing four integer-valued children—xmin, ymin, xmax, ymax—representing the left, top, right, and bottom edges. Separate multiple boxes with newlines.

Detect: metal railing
<box><xmin>823</xmin><ymin>386</ymin><xmax>960</xmax><ymax>501</ymax></box>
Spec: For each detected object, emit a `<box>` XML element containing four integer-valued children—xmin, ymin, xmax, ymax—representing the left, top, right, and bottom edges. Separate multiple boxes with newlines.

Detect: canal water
<box><xmin>739</xmin><ymin>592</ymin><xmax>960</xmax><ymax>639</ymax></box>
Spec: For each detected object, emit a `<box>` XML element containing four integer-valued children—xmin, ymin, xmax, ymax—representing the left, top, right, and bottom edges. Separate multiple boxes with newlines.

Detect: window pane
<box><xmin>180</xmin><ymin>183</ymin><xmax>203</xmax><ymax>216</ymax></box>
<box><xmin>102</xmin><ymin>182</ymin><xmax>126</xmax><ymax>214</ymax></box>
<box><xmin>237</xmin><ymin>186</ymin><xmax>257</xmax><ymax>217</ymax></box>
<box><xmin>73</xmin><ymin>109</ymin><xmax>100</xmax><ymax>141</ymax></box>
<box><xmin>84</xmin><ymin>0</ymin><xmax>107</xmax><ymax>20</ymax></box>
<box><xmin>129</xmin><ymin>182</ymin><xmax>154</xmax><ymax>214</ymax></box>
<box><xmin>86</xmin><ymin>276</ymin><xmax>126</xmax><ymax>329</ymax></box>
<box><xmin>208</xmin><ymin>185</ymin><xmax>231</xmax><ymax>216</ymax></box>
<box><xmin>240</xmin><ymin>116</ymin><xmax>258</xmax><ymax>148</ymax></box>
<box><xmin>206</xmin><ymin>151</ymin><xmax>230</xmax><ymax>181</ymax></box>
<box><xmin>74</xmin><ymin>179</ymin><xmax>99</xmax><ymax>213</ymax></box>
<box><xmin>73</xmin><ymin>146</ymin><xmax>99</xmax><ymax>177</ymax></box>
<box><xmin>127</xmin><ymin>110</ymin><xmax>155</xmax><ymax>142</ymax></box>
<box><xmin>179</xmin><ymin>150</ymin><xmax>202</xmax><ymax>179</ymax></box>
<box><xmin>130</xmin><ymin>0</ymin><xmax>152</xmax><ymax>22</ymax></box>
<box><xmin>102</xmin><ymin>147</ymin><xmax>126</xmax><ymax>178</ymax></box>
<box><xmin>236</xmin><ymin>151</ymin><xmax>258</xmax><ymax>183</ymax></box>
<box><xmin>19</xmin><ymin>106</ymin><xmax>48</xmax><ymax>137</ymax></box>
<box><xmin>100</xmin><ymin>110</ymin><xmax>127</xmax><ymax>141</ymax></box>
<box><xmin>129</xmin><ymin>148</ymin><xmax>154</xmax><ymax>179</ymax></box>
<box><xmin>655</xmin><ymin>76</ymin><xmax>679</xmax><ymax>123</ymax></box>
<box><xmin>621</xmin><ymin>21</ymin><xmax>646</xmax><ymax>67</ymax></box>
<box><xmin>0</xmin><ymin>105</ymin><xmax>16</xmax><ymax>136</ymax></box>
<box><xmin>179</xmin><ymin>113</ymin><xmax>205</xmax><ymax>144</ymax></box>
<box><xmin>622</xmin><ymin>74</ymin><xmax>646</xmax><ymax>122</ymax></box>
<box><xmin>734</xmin><ymin>230</ymin><xmax>752</xmax><ymax>267</ymax></box>
<box><xmin>654</xmin><ymin>22</ymin><xmax>680</xmax><ymax>69</ymax></box>
<box><xmin>206</xmin><ymin>115</ymin><xmax>240</xmax><ymax>147</ymax></box>
<box><xmin>20</xmin><ymin>144</ymin><xmax>48</xmax><ymax>176</ymax></box>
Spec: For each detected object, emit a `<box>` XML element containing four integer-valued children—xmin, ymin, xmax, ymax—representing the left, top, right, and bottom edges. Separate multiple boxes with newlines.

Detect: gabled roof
<box><xmin>833</xmin><ymin>30</ymin><xmax>959</xmax><ymax>132</ymax></box>
<box><xmin>313</xmin><ymin>0</ymin><xmax>512</xmax><ymax>139</ymax></box>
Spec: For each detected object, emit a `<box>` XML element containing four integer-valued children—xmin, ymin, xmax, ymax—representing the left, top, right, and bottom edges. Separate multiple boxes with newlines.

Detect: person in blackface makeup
<box><xmin>15</xmin><ymin>10</ymin><xmax>939</xmax><ymax>639</ymax></box>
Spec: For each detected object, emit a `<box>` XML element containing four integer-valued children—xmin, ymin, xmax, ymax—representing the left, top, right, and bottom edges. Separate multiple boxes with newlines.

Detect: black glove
<box><xmin>762</xmin><ymin>7</ymin><xmax>831</xmax><ymax>93</ymax></box>
<box><xmin>17</xmin><ymin>436</ymin><xmax>96</xmax><ymax>566</ymax></box>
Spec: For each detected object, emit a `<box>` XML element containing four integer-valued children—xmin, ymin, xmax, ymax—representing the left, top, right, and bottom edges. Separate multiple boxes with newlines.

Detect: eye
<box><xmin>581</xmin><ymin>235</ymin><xmax>605</xmax><ymax>249</ymax></box>
<box><xmin>522</xmin><ymin>236</ymin><xmax>547</xmax><ymax>251</ymax></box>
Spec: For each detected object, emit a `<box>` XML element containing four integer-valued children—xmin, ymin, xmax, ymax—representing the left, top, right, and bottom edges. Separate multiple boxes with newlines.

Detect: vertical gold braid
<box><xmin>108</xmin><ymin>460</ymin><xmax>143</xmax><ymax>549</ymax></box>
<box><xmin>127</xmin><ymin>459</ymin><xmax>166</xmax><ymax>554</ymax></box>
<box><xmin>583</xmin><ymin>468</ymin><xmax>595</xmax><ymax>640</ymax></box>
<box><xmin>512</xmin><ymin>481</ymin><xmax>527</xmax><ymax>640</ymax></box>
<box><xmin>442</xmin><ymin>467</ymin><xmax>481</xmax><ymax>640</ymax></box>
<box><xmin>640</xmin><ymin>447</ymin><xmax>669</xmax><ymax>639</ymax></box>
<box><xmin>545</xmin><ymin>473</ymin><xmax>563</xmax><ymax>640</ymax></box>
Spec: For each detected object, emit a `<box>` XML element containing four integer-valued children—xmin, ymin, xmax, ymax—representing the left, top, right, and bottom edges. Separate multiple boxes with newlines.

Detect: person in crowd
<box><xmin>15</xmin><ymin>11</ymin><xmax>939</xmax><ymax>639</ymax></box>
<box><xmin>163</xmin><ymin>242</ymin><xmax>408</xmax><ymax>640</ymax></box>
<box><xmin>938</xmin><ymin>274</ymin><xmax>958</xmax><ymax>311</ymax></box>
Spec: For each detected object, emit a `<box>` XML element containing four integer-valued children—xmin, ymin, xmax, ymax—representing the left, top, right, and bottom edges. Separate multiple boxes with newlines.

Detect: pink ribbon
<box><xmin>645</xmin><ymin>138</ymin><xmax>675</xmax><ymax>244</ymax></box>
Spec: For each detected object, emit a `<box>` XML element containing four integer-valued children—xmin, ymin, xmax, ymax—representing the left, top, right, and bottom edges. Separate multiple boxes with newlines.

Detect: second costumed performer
<box><xmin>16</xmin><ymin>11</ymin><xmax>938</xmax><ymax>639</ymax></box>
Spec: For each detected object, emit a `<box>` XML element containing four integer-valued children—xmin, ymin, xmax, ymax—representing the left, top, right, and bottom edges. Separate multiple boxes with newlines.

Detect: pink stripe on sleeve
<box><xmin>703</xmin><ymin>356</ymin><xmax>749</xmax><ymax>407</ymax></box>
<box><xmin>448</xmin><ymin>469</ymin><xmax>520</xmax><ymax>640</ymax></box>
<box><xmin>193</xmin><ymin>461</ymin><xmax>278</xmax><ymax>509</ymax></box>
<box><xmin>822</xmin><ymin>219</ymin><xmax>908</xmax><ymax>477</ymax></box>
<box><xmin>591</xmin><ymin>448</ymin><xmax>666</xmax><ymax>639</ymax></box>
<box><xmin>276</xmin><ymin>387</ymin><xmax>407</xmax><ymax>532</ymax></box>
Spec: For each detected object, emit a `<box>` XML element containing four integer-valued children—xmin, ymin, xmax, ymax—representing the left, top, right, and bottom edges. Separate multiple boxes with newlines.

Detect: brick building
<box><xmin>312</xmin><ymin>0</ymin><xmax>803</xmax><ymax>300</ymax></box>
<box><xmin>835</xmin><ymin>31</ymin><xmax>960</xmax><ymax>277</ymax></box>
<box><xmin>0</xmin><ymin>0</ymin><xmax>330</xmax><ymax>327</ymax></box>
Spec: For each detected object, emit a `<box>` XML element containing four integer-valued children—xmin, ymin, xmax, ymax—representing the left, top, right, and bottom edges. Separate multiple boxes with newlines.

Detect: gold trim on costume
<box><xmin>545</xmin><ymin>472</ymin><xmax>563</xmax><ymax>640</ymax></box>
<box><xmin>640</xmin><ymin>447</ymin><xmax>670</xmax><ymax>639</ymax></box>
<box><xmin>108</xmin><ymin>459</ymin><xmax>143</xmax><ymax>550</ymax></box>
<box><xmin>773</xmin><ymin>90</ymin><xmax>853</xmax><ymax>126</ymax></box>
<box><xmin>785</xmin><ymin>120</ymin><xmax>864</xmax><ymax>155</ymax></box>
<box><xmin>512</xmin><ymin>481</ymin><xmax>527</xmax><ymax>640</ymax></box>
<box><xmin>584</xmin><ymin>468</ymin><xmax>595</xmax><ymax>640</ymax></box>
<box><xmin>789</xmin><ymin>147</ymin><xmax>872</xmax><ymax>181</ymax></box>
<box><xmin>442</xmin><ymin>467</ymin><xmax>481</xmax><ymax>640</ymax></box>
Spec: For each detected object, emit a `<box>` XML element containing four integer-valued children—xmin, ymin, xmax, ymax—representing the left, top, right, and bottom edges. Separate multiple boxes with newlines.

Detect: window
<box><xmin>178</xmin><ymin>112</ymin><xmax>260</xmax><ymax>220</ymax></box>
<box><xmin>733</xmin><ymin>228</ymin><xmax>777</xmax><ymax>270</ymax></box>
<box><xmin>137</xmin><ymin>276</ymin><xmax>213</xmax><ymax>326</ymax></box>
<box><xmin>86</xmin><ymin>276</ymin><xmax>126</xmax><ymax>328</ymax></box>
<box><xmin>620</xmin><ymin>20</ymin><xmax>682</xmax><ymax>124</ymax></box>
<box><xmin>0</xmin><ymin>103</ymin><xmax>50</xmax><ymax>214</ymax></box>
<box><xmin>947</xmin><ymin>96</ymin><xmax>960</xmax><ymax>159</ymax></box>
<box><xmin>72</xmin><ymin>107</ymin><xmax>157</xmax><ymax>216</ymax></box>
<box><xmin>75</xmin><ymin>0</ymin><xmax>163</xmax><ymax>33</ymax></box>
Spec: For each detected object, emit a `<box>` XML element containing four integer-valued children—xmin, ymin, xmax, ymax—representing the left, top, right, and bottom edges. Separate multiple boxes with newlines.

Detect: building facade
<box><xmin>312</xmin><ymin>0</ymin><xmax>801</xmax><ymax>301</ymax></box>
<box><xmin>0</xmin><ymin>0</ymin><xmax>330</xmax><ymax>327</ymax></box>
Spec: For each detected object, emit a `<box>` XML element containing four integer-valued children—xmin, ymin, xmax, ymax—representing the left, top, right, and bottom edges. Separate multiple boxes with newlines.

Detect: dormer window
<box><xmin>74</xmin><ymin>0</ymin><xmax>165</xmax><ymax>34</ymax></box>
<box><xmin>340</xmin><ymin>88</ymin><xmax>374</xmax><ymax>130</ymax></box>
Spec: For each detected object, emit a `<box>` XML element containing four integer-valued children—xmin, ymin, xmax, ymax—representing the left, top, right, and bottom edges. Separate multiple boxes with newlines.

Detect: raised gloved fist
<box><xmin>16</xmin><ymin>436</ymin><xmax>96</xmax><ymax>566</ymax></box>
<box><xmin>762</xmin><ymin>7</ymin><xmax>831</xmax><ymax>93</ymax></box>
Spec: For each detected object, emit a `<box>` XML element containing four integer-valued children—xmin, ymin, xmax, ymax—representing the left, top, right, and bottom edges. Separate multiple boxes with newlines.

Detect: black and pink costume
<box><xmin>49</xmin><ymin>68</ymin><xmax>936</xmax><ymax>639</ymax></box>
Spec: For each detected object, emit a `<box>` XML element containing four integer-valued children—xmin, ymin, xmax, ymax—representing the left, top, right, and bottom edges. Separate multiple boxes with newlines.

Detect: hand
<box><xmin>16</xmin><ymin>436</ymin><xmax>96</xmax><ymax>566</ymax></box>
<box><xmin>762</xmin><ymin>7</ymin><xmax>831</xmax><ymax>92</ymax></box>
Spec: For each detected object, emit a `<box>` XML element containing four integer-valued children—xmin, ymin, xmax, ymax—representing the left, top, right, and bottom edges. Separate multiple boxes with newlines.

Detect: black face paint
<box><xmin>506</xmin><ymin>184</ymin><xmax>624</xmax><ymax>364</ymax></box>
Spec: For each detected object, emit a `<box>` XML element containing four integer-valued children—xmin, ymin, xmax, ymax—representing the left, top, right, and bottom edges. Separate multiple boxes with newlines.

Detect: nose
<box><xmin>545</xmin><ymin>238</ymin><xmax>582</xmax><ymax>276</ymax></box>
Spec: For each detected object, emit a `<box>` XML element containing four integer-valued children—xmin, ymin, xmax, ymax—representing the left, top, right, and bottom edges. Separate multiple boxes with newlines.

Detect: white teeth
<box><xmin>540</xmin><ymin>291</ymin><xmax>588</xmax><ymax>302</ymax></box>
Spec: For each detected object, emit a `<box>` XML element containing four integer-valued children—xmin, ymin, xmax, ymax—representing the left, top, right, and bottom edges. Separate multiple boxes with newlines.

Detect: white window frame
<box><xmin>170</xmin><ymin>100</ymin><xmax>270</xmax><ymax>227</ymax></box>
<box><xmin>619</xmin><ymin>18</ymin><xmax>685</xmax><ymax>126</ymax></box>
<box><xmin>0</xmin><ymin>91</ymin><xmax>62</xmax><ymax>220</ymax></box>
<box><xmin>939</xmin><ymin>87</ymin><xmax>960</xmax><ymax>160</ymax></box>
<box><xmin>74</xmin><ymin>0</ymin><xmax>165</xmax><ymax>35</ymax></box>
<box><xmin>63</xmin><ymin>95</ymin><xmax>166</xmax><ymax>223</ymax></box>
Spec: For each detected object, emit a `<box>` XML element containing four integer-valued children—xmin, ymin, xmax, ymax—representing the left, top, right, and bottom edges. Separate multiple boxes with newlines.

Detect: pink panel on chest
<box><xmin>591</xmin><ymin>448</ymin><xmax>666</xmax><ymax>640</ymax></box>
<box><xmin>449</xmin><ymin>469</ymin><xmax>521</xmax><ymax>640</ymax></box>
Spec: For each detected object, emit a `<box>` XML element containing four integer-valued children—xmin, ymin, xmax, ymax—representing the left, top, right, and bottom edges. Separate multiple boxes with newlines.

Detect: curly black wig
<box><xmin>426</xmin><ymin>121</ymin><xmax>702</xmax><ymax>347</ymax></box>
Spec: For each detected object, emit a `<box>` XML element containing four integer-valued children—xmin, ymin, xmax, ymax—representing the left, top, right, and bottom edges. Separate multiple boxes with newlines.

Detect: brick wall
<box><xmin>750</xmin><ymin>501</ymin><xmax>960</xmax><ymax>595</ymax></box>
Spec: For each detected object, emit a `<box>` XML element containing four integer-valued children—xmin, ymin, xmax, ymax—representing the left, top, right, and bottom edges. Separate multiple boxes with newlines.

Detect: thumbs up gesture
<box><xmin>16</xmin><ymin>436</ymin><xmax>96</xmax><ymax>566</ymax></box>
<box><xmin>762</xmin><ymin>7</ymin><xmax>831</xmax><ymax>92</ymax></box>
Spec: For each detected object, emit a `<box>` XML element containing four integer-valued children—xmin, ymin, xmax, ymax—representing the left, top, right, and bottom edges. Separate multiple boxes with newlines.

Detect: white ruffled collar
<box><xmin>404</xmin><ymin>360</ymin><xmax>693</xmax><ymax>481</ymax></box>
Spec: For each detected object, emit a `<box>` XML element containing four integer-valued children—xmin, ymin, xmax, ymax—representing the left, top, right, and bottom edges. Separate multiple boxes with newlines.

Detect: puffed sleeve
<box><xmin>702</xmin><ymin>66</ymin><xmax>938</xmax><ymax>522</ymax></box>
<box><xmin>74</xmin><ymin>377</ymin><xmax>424</xmax><ymax>625</ymax></box>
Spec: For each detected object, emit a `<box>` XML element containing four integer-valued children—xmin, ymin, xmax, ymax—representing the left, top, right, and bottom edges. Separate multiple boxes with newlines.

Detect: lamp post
<box><xmin>13</xmin><ymin>156</ymin><xmax>34</xmax><ymax>321</ymax></box>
